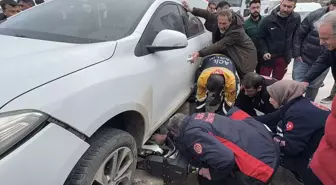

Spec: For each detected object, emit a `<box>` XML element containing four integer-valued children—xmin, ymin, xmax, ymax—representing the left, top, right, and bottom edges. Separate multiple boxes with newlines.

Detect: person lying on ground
<box><xmin>153</xmin><ymin>108</ymin><xmax>279</xmax><ymax>185</ymax></box>
<box><xmin>194</xmin><ymin>54</ymin><xmax>240</xmax><ymax>115</ymax></box>
<box><xmin>254</xmin><ymin>80</ymin><xmax>329</xmax><ymax>185</ymax></box>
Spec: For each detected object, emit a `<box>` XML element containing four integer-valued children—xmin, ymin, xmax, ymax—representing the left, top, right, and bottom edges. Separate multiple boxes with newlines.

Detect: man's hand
<box><xmin>273</xmin><ymin>137</ymin><xmax>286</xmax><ymax>147</ymax></box>
<box><xmin>295</xmin><ymin>56</ymin><xmax>303</xmax><ymax>62</ymax></box>
<box><xmin>300</xmin><ymin>81</ymin><xmax>309</xmax><ymax>88</ymax></box>
<box><xmin>182</xmin><ymin>0</ymin><xmax>193</xmax><ymax>12</ymax></box>
<box><xmin>199</xmin><ymin>168</ymin><xmax>212</xmax><ymax>180</ymax></box>
<box><xmin>190</xmin><ymin>52</ymin><xmax>200</xmax><ymax>63</ymax></box>
<box><xmin>263</xmin><ymin>53</ymin><xmax>271</xmax><ymax>60</ymax></box>
<box><xmin>152</xmin><ymin>134</ymin><xmax>167</xmax><ymax>145</ymax></box>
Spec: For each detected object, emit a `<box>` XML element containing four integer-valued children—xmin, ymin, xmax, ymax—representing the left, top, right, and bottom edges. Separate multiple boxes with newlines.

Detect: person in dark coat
<box><xmin>292</xmin><ymin>1</ymin><xmax>336</xmax><ymax>101</ymax></box>
<box><xmin>234</xmin><ymin>72</ymin><xmax>277</xmax><ymax>116</ymax></box>
<box><xmin>302</xmin><ymin>11</ymin><xmax>336</xmax><ymax>95</ymax></box>
<box><xmin>244</xmin><ymin>0</ymin><xmax>264</xmax><ymax>73</ymax></box>
<box><xmin>255</xmin><ymin>80</ymin><xmax>329</xmax><ymax>185</ymax></box>
<box><xmin>153</xmin><ymin>109</ymin><xmax>279</xmax><ymax>185</ymax></box>
<box><xmin>204</xmin><ymin>1</ymin><xmax>230</xmax><ymax>32</ymax></box>
<box><xmin>182</xmin><ymin>0</ymin><xmax>257</xmax><ymax>78</ymax></box>
<box><xmin>0</xmin><ymin>0</ymin><xmax>20</xmax><ymax>22</ymax></box>
<box><xmin>257</xmin><ymin>0</ymin><xmax>301</xmax><ymax>80</ymax></box>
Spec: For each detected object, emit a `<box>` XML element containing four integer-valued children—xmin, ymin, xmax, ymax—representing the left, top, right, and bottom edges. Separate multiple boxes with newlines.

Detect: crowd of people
<box><xmin>0</xmin><ymin>0</ymin><xmax>44</xmax><ymax>22</ymax></box>
<box><xmin>154</xmin><ymin>0</ymin><xmax>336</xmax><ymax>184</ymax></box>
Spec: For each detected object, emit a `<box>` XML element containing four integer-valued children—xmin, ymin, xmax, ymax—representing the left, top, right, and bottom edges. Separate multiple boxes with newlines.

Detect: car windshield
<box><xmin>0</xmin><ymin>0</ymin><xmax>154</xmax><ymax>43</ymax></box>
<box><xmin>211</xmin><ymin>0</ymin><xmax>242</xmax><ymax>7</ymax></box>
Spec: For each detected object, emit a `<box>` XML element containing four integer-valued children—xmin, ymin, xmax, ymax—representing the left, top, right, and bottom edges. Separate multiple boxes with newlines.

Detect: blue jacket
<box><xmin>172</xmin><ymin>107</ymin><xmax>279</xmax><ymax>183</ymax></box>
<box><xmin>255</xmin><ymin>96</ymin><xmax>329</xmax><ymax>157</ymax></box>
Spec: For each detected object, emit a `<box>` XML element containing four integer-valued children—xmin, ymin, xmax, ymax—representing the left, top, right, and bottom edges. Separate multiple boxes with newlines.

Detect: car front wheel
<box><xmin>65</xmin><ymin>128</ymin><xmax>137</xmax><ymax>185</ymax></box>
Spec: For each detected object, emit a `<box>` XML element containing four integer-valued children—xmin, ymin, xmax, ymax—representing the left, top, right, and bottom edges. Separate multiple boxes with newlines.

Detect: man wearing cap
<box><xmin>0</xmin><ymin>0</ymin><xmax>20</xmax><ymax>22</ymax></box>
<box><xmin>153</xmin><ymin>109</ymin><xmax>279</xmax><ymax>185</ymax></box>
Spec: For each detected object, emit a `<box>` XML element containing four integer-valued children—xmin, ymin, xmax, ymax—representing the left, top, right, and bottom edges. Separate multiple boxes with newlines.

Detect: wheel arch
<box><xmin>91</xmin><ymin>103</ymin><xmax>150</xmax><ymax>148</ymax></box>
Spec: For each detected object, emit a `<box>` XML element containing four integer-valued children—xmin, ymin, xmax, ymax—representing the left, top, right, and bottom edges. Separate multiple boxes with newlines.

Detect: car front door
<box><xmin>136</xmin><ymin>3</ymin><xmax>209</xmax><ymax>127</ymax></box>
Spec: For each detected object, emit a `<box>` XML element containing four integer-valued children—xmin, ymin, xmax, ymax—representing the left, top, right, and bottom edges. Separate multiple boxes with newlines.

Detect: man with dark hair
<box><xmin>182</xmin><ymin>0</ymin><xmax>257</xmax><ymax>78</ymax></box>
<box><xmin>244</xmin><ymin>0</ymin><xmax>263</xmax><ymax>73</ymax></box>
<box><xmin>234</xmin><ymin>72</ymin><xmax>277</xmax><ymax>116</ymax></box>
<box><xmin>153</xmin><ymin>110</ymin><xmax>279</xmax><ymax>185</ymax></box>
<box><xmin>195</xmin><ymin>54</ymin><xmax>240</xmax><ymax>115</ymax></box>
<box><xmin>0</xmin><ymin>0</ymin><xmax>20</xmax><ymax>22</ymax></box>
<box><xmin>203</xmin><ymin>1</ymin><xmax>230</xmax><ymax>32</ymax></box>
<box><xmin>18</xmin><ymin>0</ymin><xmax>35</xmax><ymax>11</ymax></box>
<box><xmin>292</xmin><ymin>0</ymin><xmax>336</xmax><ymax>101</ymax></box>
<box><xmin>257</xmin><ymin>0</ymin><xmax>301</xmax><ymax>80</ymax></box>
<box><xmin>216</xmin><ymin>1</ymin><xmax>230</xmax><ymax>10</ymax></box>
<box><xmin>34</xmin><ymin>0</ymin><xmax>44</xmax><ymax>5</ymax></box>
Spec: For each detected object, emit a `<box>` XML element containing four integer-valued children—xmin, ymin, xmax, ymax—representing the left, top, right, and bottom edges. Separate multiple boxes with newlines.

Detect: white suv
<box><xmin>0</xmin><ymin>0</ymin><xmax>211</xmax><ymax>184</ymax></box>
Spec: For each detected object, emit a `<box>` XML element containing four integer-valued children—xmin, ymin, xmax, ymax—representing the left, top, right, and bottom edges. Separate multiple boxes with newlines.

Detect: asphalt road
<box><xmin>133</xmin><ymin>62</ymin><xmax>333</xmax><ymax>185</ymax></box>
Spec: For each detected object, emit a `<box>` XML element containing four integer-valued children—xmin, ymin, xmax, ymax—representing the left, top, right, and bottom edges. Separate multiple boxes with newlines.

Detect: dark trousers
<box><xmin>282</xmin><ymin>156</ymin><xmax>323</xmax><ymax>185</ymax></box>
<box><xmin>259</xmin><ymin>57</ymin><xmax>287</xmax><ymax>80</ymax></box>
<box><xmin>198</xmin><ymin>172</ymin><xmax>267</xmax><ymax>185</ymax></box>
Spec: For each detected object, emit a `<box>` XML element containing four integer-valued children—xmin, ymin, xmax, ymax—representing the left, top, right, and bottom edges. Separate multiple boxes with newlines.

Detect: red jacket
<box><xmin>310</xmin><ymin>98</ymin><xmax>336</xmax><ymax>185</ymax></box>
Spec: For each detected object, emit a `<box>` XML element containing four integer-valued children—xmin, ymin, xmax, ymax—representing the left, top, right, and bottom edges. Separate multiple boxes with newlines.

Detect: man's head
<box><xmin>249</xmin><ymin>0</ymin><xmax>261</xmax><ymax>19</ymax></box>
<box><xmin>217</xmin><ymin>9</ymin><xmax>233</xmax><ymax>32</ymax></box>
<box><xmin>316</xmin><ymin>11</ymin><xmax>336</xmax><ymax>50</ymax></box>
<box><xmin>207</xmin><ymin>2</ymin><xmax>216</xmax><ymax>13</ymax></box>
<box><xmin>242</xmin><ymin>72</ymin><xmax>264</xmax><ymax>97</ymax></box>
<box><xmin>329</xmin><ymin>0</ymin><xmax>336</xmax><ymax>11</ymax></box>
<box><xmin>279</xmin><ymin>0</ymin><xmax>296</xmax><ymax>17</ymax></box>
<box><xmin>0</xmin><ymin>0</ymin><xmax>20</xmax><ymax>18</ymax></box>
<box><xmin>166</xmin><ymin>113</ymin><xmax>187</xmax><ymax>138</ymax></box>
<box><xmin>207</xmin><ymin>74</ymin><xmax>225</xmax><ymax>94</ymax></box>
<box><xmin>216</xmin><ymin>1</ymin><xmax>230</xmax><ymax>12</ymax></box>
<box><xmin>18</xmin><ymin>0</ymin><xmax>34</xmax><ymax>11</ymax></box>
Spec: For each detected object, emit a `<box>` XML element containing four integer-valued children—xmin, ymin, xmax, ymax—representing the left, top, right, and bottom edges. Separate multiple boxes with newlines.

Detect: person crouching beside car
<box><xmin>194</xmin><ymin>54</ymin><xmax>240</xmax><ymax>115</ymax></box>
<box><xmin>254</xmin><ymin>80</ymin><xmax>329</xmax><ymax>185</ymax></box>
<box><xmin>153</xmin><ymin>109</ymin><xmax>279</xmax><ymax>185</ymax></box>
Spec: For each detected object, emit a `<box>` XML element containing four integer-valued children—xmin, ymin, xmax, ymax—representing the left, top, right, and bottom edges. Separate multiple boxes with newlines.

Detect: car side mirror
<box><xmin>146</xmin><ymin>30</ymin><xmax>188</xmax><ymax>53</ymax></box>
<box><xmin>243</xmin><ymin>9</ymin><xmax>250</xmax><ymax>17</ymax></box>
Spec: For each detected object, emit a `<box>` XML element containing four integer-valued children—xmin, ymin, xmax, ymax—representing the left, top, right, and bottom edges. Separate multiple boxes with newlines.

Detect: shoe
<box><xmin>320</xmin><ymin>96</ymin><xmax>334</xmax><ymax>104</ymax></box>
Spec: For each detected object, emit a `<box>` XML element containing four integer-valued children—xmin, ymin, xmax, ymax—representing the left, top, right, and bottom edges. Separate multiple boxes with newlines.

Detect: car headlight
<box><xmin>0</xmin><ymin>111</ymin><xmax>48</xmax><ymax>156</ymax></box>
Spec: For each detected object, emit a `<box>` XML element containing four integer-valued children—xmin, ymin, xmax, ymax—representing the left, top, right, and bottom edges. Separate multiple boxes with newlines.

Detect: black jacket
<box><xmin>235</xmin><ymin>76</ymin><xmax>277</xmax><ymax>116</ymax></box>
<box><xmin>173</xmin><ymin>109</ymin><xmax>279</xmax><ymax>183</ymax></box>
<box><xmin>258</xmin><ymin>7</ymin><xmax>301</xmax><ymax>65</ymax></box>
<box><xmin>293</xmin><ymin>7</ymin><xmax>329</xmax><ymax>65</ymax></box>
<box><xmin>204</xmin><ymin>19</ymin><xmax>215</xmax><ymax>32</ymax></box>
<box><xmin>0</xmin><ymin>13</ymin><xmax>6</xmax><ymax>22</ymax></box>
<box><xmin>255</xmin><ymin>96</ymin><xmax>329</xmax><ymax>157</ymax></box>
<box><xmin>303</xmin><ymin>49</ymin><xmax>336</xmax><ymax>83</ymax></box>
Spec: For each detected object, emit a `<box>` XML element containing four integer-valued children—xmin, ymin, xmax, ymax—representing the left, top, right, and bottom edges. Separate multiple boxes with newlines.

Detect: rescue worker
<box><xmin>195</xmin><ymin>54</ymin><xmax>240</xmax><ymax>115</ymax></box>
<box><xmin>153</xmin><ymin>109</ymin><xmax>279</xmax><ymax>185</ymax></box>
<box><xmin>254</xmin><ymin>80</ymin><xmax>329</xmax><ymax>185</ymax></box>
<box><xmin>234</xmin><ymin>72</ymin><xmax>277</xmax><ymax>117</ymax></box>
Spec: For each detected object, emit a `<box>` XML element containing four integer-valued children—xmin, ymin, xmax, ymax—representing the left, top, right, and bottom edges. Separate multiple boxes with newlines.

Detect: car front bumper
<box><xmin>0</xmin><ymin>123</ymin><xmax>89</xmax><ymax>185</ymax></box>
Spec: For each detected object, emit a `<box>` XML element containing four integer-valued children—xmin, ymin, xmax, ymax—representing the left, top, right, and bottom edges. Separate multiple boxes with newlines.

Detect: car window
<box><xmin>178</xmin><ymin>6</ymin><xmax>204</xmax><ymax>39</ymax></box>
<box><xmin>0</xmin><ymin>0</ymin><xmax>154</xmax><ymax>43</ymax></box>
<box><xmin>140</xmin><ymin>4</ymin><xmax>185</xmax><ymax>48</ymax></box>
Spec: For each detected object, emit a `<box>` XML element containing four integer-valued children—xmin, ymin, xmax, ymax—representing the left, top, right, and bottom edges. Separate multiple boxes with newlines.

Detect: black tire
<box><xmin>65</xmin><ymin>128</ymin><xmax>137</xmax><ymax>185</ymax></box>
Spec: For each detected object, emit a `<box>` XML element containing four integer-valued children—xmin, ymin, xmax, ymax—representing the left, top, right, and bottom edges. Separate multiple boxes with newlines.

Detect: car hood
<box><xmin>0</xmin><ymin>35</ymin><xmax>116</xmax><ymax>109</ymax></box>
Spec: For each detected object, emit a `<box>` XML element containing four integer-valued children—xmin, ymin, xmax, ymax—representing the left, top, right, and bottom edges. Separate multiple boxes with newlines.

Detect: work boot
<box><xmin>320</xmin><ymin>96</ymin><xmax>334</xmax><ymax>104</ymax></box>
